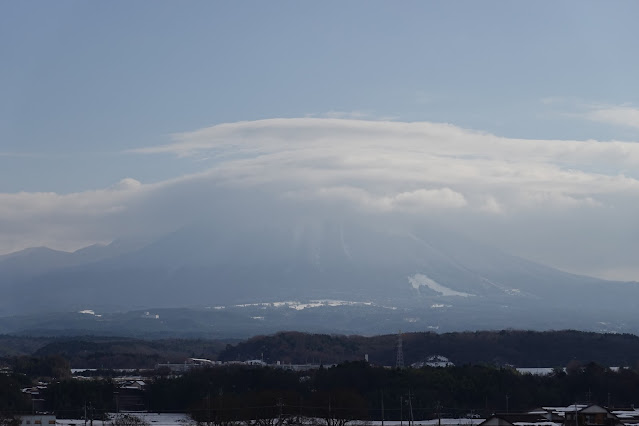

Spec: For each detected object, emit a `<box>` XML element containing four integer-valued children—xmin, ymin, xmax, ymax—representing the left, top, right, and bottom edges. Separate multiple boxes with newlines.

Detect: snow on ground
<box><xmin>55</xmin><ymin>413</ymin><xmax>194</xmax><ymax>426</ymax></box>
<box><xmin>54</xmin><ymin>416</ymin><xmax>483</xmax><ymax>426</ymax></box>
<box><xmin>369</xmin><ymin>420</ymin><xmax>484</xmax><ymax>425</ymax></box>
<box><xmin>516</xmin><ymin>367</ymin><xmax>555</xmax><ymax>375</ymax></box>
<box><xmin>517</xmin><ymin>367</ymin><xmax>621</xmax><ymax>376</ymax></box>
<box><xmin>78</xmin><ymin>310</ymin><xmax>102</xmax><ymax>317</ymax></box>
<box><xmin>212</xmin><ymin>299</ymin><xmax>397</xmax><ymax>311</ymax></box>
<box><xmin>273</xmin><ymin>300</ymin><xmax>374</xmax><ymax>310</ymax></box>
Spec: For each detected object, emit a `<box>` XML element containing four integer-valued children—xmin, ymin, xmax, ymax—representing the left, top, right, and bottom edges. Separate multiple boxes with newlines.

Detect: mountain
<box><xmin>0</xmin><ymin>238</ymin><xmax>146</xmax><ymax>281</ymax></box>
<box><xmin>1</xmin><ymin>220</ymin><xmax>638</xmax><ymax>334</ymax></box>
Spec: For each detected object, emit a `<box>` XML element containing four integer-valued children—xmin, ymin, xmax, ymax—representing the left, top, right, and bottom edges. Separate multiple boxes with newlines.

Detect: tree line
<box><xmin>4</xmin><ymin>359</ymin><xmax>639</xmax><ymax>423</ymax></box>
<box><xmin>218</xmin><ymin>330</ymin><xmax>639</xmax><ymax>367</ymax></box>
<box><xmin>146</xmin><ymin>361</ymin><xmax>639</xmax><ymax>422</ymax></box>
<box><xmin>4</xmin><ymin>330</ymin><xmax>639</xmax><ymax>369</ymax></box>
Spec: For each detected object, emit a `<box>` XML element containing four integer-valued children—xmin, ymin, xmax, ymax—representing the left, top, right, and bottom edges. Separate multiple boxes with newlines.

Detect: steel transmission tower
<box><xmin>396</xmin><ymin>330</ymin><xmax>404</xmax><ymax>368</ymax></box>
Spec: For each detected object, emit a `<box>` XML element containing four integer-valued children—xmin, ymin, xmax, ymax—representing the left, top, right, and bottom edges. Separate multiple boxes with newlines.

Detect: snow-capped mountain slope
<box><xmin>1</xmin><ymin>219</ymin><xmax>637</xmax><ymax>333</ymax></box>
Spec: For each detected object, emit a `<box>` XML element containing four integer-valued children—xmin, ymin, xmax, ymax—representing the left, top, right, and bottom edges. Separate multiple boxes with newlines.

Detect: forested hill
<box><xmin>3</xmin><ymin>330</ymin><xmax>639</xmax><ymax>369</ymax></box>
<box><xmin>218</xmin><ymin>330</ymin><xmax>639</xmax><ymax>367</ymax></box>
<box><xmin>0</xmin><ymin>335</ymin><xmax>230</xmax><ymax>369</ymax></box>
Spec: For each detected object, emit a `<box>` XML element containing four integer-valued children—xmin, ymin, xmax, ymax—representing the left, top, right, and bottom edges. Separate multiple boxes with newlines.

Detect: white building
<box><xmin>18</xmin><ymin>414</ymin><xmax>56</xmax><ymax>426</ymax></box>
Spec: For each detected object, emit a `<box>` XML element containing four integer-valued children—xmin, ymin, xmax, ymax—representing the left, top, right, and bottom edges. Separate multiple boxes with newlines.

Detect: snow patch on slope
<box><xmin>408</xmin><ymin>273</ymin><xmax>474</xmax><ymax>297</ymax></box>
<box><xmin>78</xmin><ymin>309</ymin><xmax>102</xmax><ymax>317</ymax></box>
<box><xmin>431</xmin><ymin>303</ymin><xmax>452</xmax><ymax>309</ymax></box>
<box><xmin>225</xmin><ymin>300</ymin><xmax>398</xmax><ymax>311</ymax></box>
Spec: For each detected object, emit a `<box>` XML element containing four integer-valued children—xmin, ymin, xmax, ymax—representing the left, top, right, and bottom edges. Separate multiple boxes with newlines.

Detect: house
<box><xmin>115</xmin><ymin>379</ymin><xmax>147</xmax><ymax>411</ymax></box>
<box><xmin>17</xmin><ymin>414</ymin><xmax>56</xmax><ymax>426</ymax></box>
<box><xmin>479</xmin><ymin>413</ymin><xmax>557</xmax><ymax>426</ymax></box>
<box><xmin>480</xmin><ymin>404</ymin><xmax>627</xmax><ymax>426</ymax></box>
<box><xmin>564</xmin><ymin>404</ymin><xmax>625</xmax><ymax>426</ymax></box>
<box><xmin>155</xmin><ymin>357</ymin><xmax>220</xmax><ymax>373</ymax></box>
<box><xmin>610</xmin><ymin>408</ymin><xmax>639</xmax><ymax>425</ymax></box>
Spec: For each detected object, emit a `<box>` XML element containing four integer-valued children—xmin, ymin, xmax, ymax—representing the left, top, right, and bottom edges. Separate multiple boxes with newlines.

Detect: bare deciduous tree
<box><xmin>111</xmin><ymin>414</ymin><xmax>150</xmax><ymax>426</ymax></box>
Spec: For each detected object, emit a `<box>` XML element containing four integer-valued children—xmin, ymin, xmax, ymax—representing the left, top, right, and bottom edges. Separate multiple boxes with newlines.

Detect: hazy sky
<box><xmin>1</xmin><ymin>2</ymin><xmax>638</xmax><ymax>280</ymax></box>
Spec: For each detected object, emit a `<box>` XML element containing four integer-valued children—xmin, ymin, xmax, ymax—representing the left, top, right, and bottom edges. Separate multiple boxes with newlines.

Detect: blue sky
<box><xmin>2</xmin><ymin>1</ymin><xmax>638</xmax><ymax>191</ymax></box>
<box><xmin>1</xmin><ymin>2</ymin><xmax>639</xmax><ymax>280</ymax></box>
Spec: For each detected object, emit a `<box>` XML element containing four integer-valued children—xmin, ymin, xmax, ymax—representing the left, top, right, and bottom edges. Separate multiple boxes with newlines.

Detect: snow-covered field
<box><xmin>55</xmin><ymin>413</ymin><xmax>194</xmax><ymax>426</ymax></box>
<box><xmin>376</xmin><ymin>419</ymin><xmax>484</xmax><ymax>425</ymax></box>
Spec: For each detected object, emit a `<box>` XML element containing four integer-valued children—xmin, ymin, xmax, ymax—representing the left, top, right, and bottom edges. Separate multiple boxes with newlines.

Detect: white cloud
<box><xmin>390</xmin><ymin>188</ymin><xmax>467</xmax><ymax>211</ymax></box>
<box><xmin>546</xmin><ymin>98</ymin><xmax>639</xmax><ymax>132</ymax></box>
<box><xmin>478</xmin><ymin>195</ymin><xmax>503</xmax><ymax>214</ymax></box>
<box><xmin>285</xmin><ymin>186</ymin><xmax>467</xmax><ymax>213</ymax></box>
<box><xmin>2</xmin><ymin>118</ymin><xmax>639</xmax><ymax>280</ymax></box>
<box><xmin>584</xmin><ymin>106</ymin><xmax>639</xmax><ymax>130</ymax></box>
<box><xmin>109</xmin><ymin>178</ymin><xmax>142</xmax><ymax>191</ymax></box>
<box><xmin>133</xmin><ymin>118</ymin><xmax>639</xmax><ymax>168</ymax></box>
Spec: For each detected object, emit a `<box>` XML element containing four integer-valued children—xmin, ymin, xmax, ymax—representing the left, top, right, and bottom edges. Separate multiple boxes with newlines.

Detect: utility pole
<box><xmin>437</xmin><ymin>401</ymin><xmax>441</xmax><ymax>426</ymax></box>
<box><xmin>299</xmin><ymin>396</ymin><xmax>303</xmax><ymax>424</ymax></box>
<box><xmin>381</xmin><ymin>390</ymin><xmax>385</xmax><ymax>426</ymax></box>
<box><xmin>408</xmin><ymin>390</ymin><xmax>414</xmax><ymax>426</ymax></box>
<box><xmin>400</xmin><ymin>395</ymin><xmax>403</xmax><ymax>426</ymax></box>
<box><xmin>277</xmin><ymin>398</ymin><xmax>284</xmax><ymax>426</ymax></box>
<box><xmin>505</xmin><ymin>394</ymin><xmax>509</xmax><ymax>414</ymax></box>
<box><xmin>207</xmin><ymin>388</ymin><xmax>211</xmax><ymax>426</ymax></box>
<box><xmin>218</xmin><ymin>387</ymin><xmax>223</xmax><ymax>426</ymax></box>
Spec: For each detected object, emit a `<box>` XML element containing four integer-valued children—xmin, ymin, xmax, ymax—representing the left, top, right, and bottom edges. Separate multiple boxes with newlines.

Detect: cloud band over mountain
<box><xmin>2</xmin><ymin>118</ymin><xmax>638</xmax><ymax>280</ymax></box>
